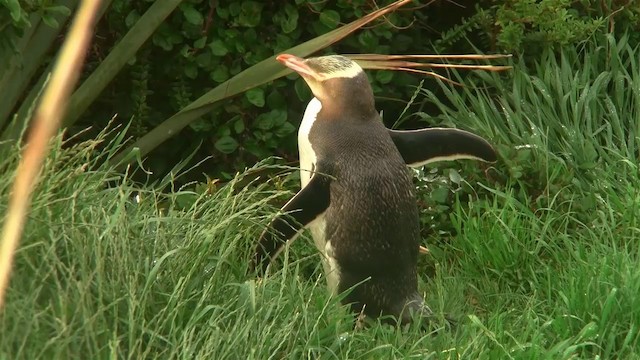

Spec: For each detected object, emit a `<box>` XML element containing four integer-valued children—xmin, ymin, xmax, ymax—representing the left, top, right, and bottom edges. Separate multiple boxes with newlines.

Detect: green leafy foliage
<box><xmin>494</xmin><ymin>0</ymin><xmax>604</xmax><ymax>52</ymax></box>
<box><xmin>77</xmin><ymin>0</ymin><xmax>636</xmax><ymax>183</ymax></box>
<box><xmin>74</xmin><ymin>0</ymin><xmax>420</xmax><ymax>180</ymax></box>
<box><xmin>434</xmin><ymin>0</ymin><xmax>639</xmax><ymax>54</ymax></box>
<box><xmin>0</xmin><ymin>1</ymin><xmax>72</xmax><ymax>59</ymax></box>
<box><xmin>2</xmin><ymin>0</ymin><xmax>639</xmax><ymax>184</ymax></box>
<box><xmin>0</xmin><ymin>0</ymin><xmax>30</xmax><ymax>57</ymax></box>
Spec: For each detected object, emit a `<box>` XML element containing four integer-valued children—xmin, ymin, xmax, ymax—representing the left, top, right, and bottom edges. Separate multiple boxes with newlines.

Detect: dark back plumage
<box><xmin>309</xmin><ymin>104</ymin><xmax>423</xmax><ymax>321</ymax></box>
<box><xmin>254</xmin><ymin>53</ymin><xmax>497</xmax><ymax>327</ymax></box>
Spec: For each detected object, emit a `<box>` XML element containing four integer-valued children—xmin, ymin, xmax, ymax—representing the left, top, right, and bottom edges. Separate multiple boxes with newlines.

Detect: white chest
<box><xmin>298</xmin><ymin>97</ymin><xmax>321</xmax><ymax>188</ymax></box>
<box><xmin>297</xmin><ymin>97</ymin><xmax>338</xmax><ymax>284</ymax></box>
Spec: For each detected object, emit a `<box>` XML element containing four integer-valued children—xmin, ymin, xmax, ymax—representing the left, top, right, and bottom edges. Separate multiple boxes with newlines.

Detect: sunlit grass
<box><xmin>2</xmin><ymin>35</ymin><xmax>640</xmax><ymax>358</ymax></box>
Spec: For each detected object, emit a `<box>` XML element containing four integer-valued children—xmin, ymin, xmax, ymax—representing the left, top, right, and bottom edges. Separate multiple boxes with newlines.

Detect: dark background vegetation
<box><xmin>3</xmin><ymin>0</ymin><xmax>637</xmax><ymax>182</ymax></box>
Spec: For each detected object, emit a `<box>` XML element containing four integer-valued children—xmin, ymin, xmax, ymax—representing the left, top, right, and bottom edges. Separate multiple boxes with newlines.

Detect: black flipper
<box><xmin>388</xmin><ymin>128</ymin><xmax>497</xmax><ymax>167</ymax></box>
<box><xmin>252</xmin><ymin>169</ymin><xmax>331</xmax><ymax>274</ymax></box>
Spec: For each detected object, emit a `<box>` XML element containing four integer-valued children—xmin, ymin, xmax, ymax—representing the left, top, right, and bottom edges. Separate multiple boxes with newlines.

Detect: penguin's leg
<box><xmin>354</xmin><ymin>308</ymin><xmax>368</xmax><ymax>331</ymax></box>
<box><xmin>251</xmin><ymin>168</ymin><xmax>332</xmax><ymax>275</ymax></box>
<box><xmin>388</xmin><ymin>128</ymin><xmax>497</xmax><ymax>167</ymax></box>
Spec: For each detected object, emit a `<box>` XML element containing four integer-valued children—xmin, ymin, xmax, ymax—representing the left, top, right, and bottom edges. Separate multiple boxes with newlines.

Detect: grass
<box><xmin>1</xmin><ymin>35</ymin><xmax>640</xmax><ymax>358</ymax></box>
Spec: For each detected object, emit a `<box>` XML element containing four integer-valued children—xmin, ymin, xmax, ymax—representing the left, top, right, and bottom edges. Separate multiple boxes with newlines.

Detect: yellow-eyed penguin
<box><xmin>252</xmin><ymin>54</ymin><xmax>497</xmax><ymax>326</ymax></box>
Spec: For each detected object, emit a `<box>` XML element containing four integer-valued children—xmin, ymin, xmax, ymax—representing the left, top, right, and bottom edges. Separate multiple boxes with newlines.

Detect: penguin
<box><xmin>252</xmin><ymin>54</ymin><xmax>497</xmax><ymax>327</ymax></box>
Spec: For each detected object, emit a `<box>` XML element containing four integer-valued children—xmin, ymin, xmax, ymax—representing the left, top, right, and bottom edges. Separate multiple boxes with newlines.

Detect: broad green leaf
<box><xmin>238</xmin><ymin>1</ymin><xmax>263</xmax><ymax>27</ymax></box>
<box><xmin>194</xmin><ymin>36</ymin><xmax>207</xmax><ymax>49</ymax></box>
<box><xmin>311</xmin><ymin>20</ymin><xmax>330</xmax><ymax>35</ymax></box>
<box><xmin>184</xmin><ymin>63</ymin><xmax>198</xmax><ymax>79</ymax></box>
<box><xmin>243</xmin><ymin>28</ymin><xmax>257</xmax><ymax>43</ymax></box>
<box><xmin>223</xmin><ymin>28</ymin><xmax>241</xmax><ymax>40</ymax></box>
<box><xmin>228</xmin><ymin>2</ymin><xmax>240</xmax><ymax>16</ymax></box>
<box><xmin>153</xmin><ymin>33</ymin><xmax>173</xmax><ymax>51</ymax></box>
<box><xmin>233</xmin><ymin>118</ymin><xmax>245</xmax><ymax>134</ymax></box>
<box><xmin>255</xmin><ymin>114</ymin><xmax>274</xmax><ymax>130</ymax></box>
<box><xmin>275</xmin><ymin>122</ymin><xmax>296</xmax><ymax>137</ymax></box>
<box><xmin>266</xmin><ymin>89</ymin><xmax>285</xmax><ymax>108</ymax></box>
<box><xmin>181</xmin><ymin>4</ymin><xmax>203</xmax><ymax>26</ymax></box>
<box><xmin>196</xmin><ymin>51</ymin><xmax>211</xmax><ymax>66</ymax></box>
<box><xmin>214</xmin><ymin>136</ymin><xmax>239</xmax><ymax>154</ymax></box>
<box><xmin>271</xmin><ymin>109</ymin><xmax>287</xmax><ymax>125</ymax></box>
<box><xmin>430</xmin><ymin>187</ymin><xmax>449</xmax><ymax>204</ymax></box>
<box><xmin>125</xmin><ymin>10</ymin><xmax>140</xmax><ymax>27</ymax></box>
<box><xmin>255</xmin><ymin>109</ymin><xmax>286</xmax><ymax>130</ymax></box>
<box><xmin>234</xmin><ymin>41</ymin><xmax>246</xmax><ymax>53</ymax></box>
<box><xmin>210</xmin><ymin>66</ymin><xmax>229</xmax><ymax>83</ymax></box>
<box><xmin>276</xmin><ymin>34</ymin><xmax>293</xmax><ymax>51</ymax></box>
<box><xmin>41</xmin><ymin>14</ymin><xmax>59</xmax><ymax>28</ymax></box>
<box><xmin>209</xmin><ymin>40</ymin><xmax>228</xmax><ymax>56</ymax></box>
<box><xmin>358</xmin><ymin>30</ymin><xmax>379</xmax><ymax>48</ymax></box>
<box><xmin>282</xmin><ymin>21</ymin><xmax>298</xmax><ymax>36</ymax></box>
<box><xmin>45</xmin><ymin>5</ymin><xmax>72</xmax><ymax>16</ymax></box>
<box><xmin>180</xmin><ymin>44</ymin><xmax>190</xmax><ymax>57</ymax></box>
<box><xmin>217</xmin><ymin>6</ymin><xmax>229</xmax><ymax>19</ymax></box>
<box><xmin>281</xmin><ymin>5</ymin><xmax>299</xmax><ymax>33</ymax></box>
<box><xmin>448</xmin><ymin>169</ymin><xmax>462</xmax><ymax>185</ymax></box>
<box><xmin>216</xmin><ymin>125</ymin><xmax>232</xmax><ymax>137</ymax></box>
<box><xmin>284</xmin><ymin>4</ymin><xmax>298</xmax><ymax>19</ymax></box>
<box><xmin>245</xmin><ymin>88</ymin><xmax>265</xmax><ymax>107</ymax></box>
<box><xmin>319</xmin><ymin>10</ymin><xmax>340</xmax><ymax>28</ymax></box>
<box><xmin>294</xmin><ymin>78</ymin><xmax>310</xmax><ymax>101</ymax></box>
<box><xmin>375</xmin><ymin>70</ymin><xmax>394</xmax><ymax>84</ymax></box>
<box><xmin>5</xmin><ymin>0</ymin><xmax>22</xmax><ymax>22</ymax></box>
<box><xmin>189</xmin><ymin>118</ymin><xmax>213</xmax><ymax>132</ymax></box>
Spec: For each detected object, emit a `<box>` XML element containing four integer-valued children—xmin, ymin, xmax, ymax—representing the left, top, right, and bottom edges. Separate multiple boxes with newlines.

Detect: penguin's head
<box><xmin>276</xmin><ymin>54</ymin><xmax>375</xmax><ymax>113</ymax></box>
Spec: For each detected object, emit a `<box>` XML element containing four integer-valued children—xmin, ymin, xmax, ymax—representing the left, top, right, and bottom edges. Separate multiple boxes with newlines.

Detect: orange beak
<box><xmin>276</xmin><ymin>54</ymin><xmax>319</xmax><ymax>80</ymax></box>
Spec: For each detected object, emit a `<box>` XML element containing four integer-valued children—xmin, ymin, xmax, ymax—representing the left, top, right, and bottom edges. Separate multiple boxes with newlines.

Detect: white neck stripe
<box><xmin>319</xmin><ymin>65</ymin><xmax>362</xmax><ymax>80</ymax></box>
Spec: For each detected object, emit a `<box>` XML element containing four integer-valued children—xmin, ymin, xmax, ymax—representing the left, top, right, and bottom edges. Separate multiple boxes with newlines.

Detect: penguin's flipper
<box><xmin>252</xmin><ymin>170</ymin><xmax>331</xmax><ymax>274</ymax></box>
<box><xmin>388</xmin><ymin>128</ymin><xmax>497</xmax><ymax>168</ymax></box>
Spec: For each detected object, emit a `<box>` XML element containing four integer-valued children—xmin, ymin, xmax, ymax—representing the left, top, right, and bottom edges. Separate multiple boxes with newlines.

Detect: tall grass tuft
<box><xmin>418</xmin><ymin>33</ymin><xmax>640</xmax><ymax>358</ymax></box>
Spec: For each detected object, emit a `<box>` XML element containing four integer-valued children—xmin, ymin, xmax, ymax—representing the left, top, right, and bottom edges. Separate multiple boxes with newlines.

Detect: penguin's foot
<box><xmin>350</xmin><ymin>308</ymin><xmax>456</xmax><ymax>333</ymax></box>
<box><xmin>354</xmin><ymin>310</ymin><xmax>368</xmax><ymax>331</ymax></box>
<box><xmin>396</xmin><ymin>300</ymin><xmax>457</xmax><ymax>334</ymax></box>
<box><xmin>443</xmin><ymin>313</ymin><xmax>458</xmax><ymax>329</ymax></box>
<box><xmin>418</xmin><ymin>312</ymin><xmax>458</xmax><ymax>334</ymax></box>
